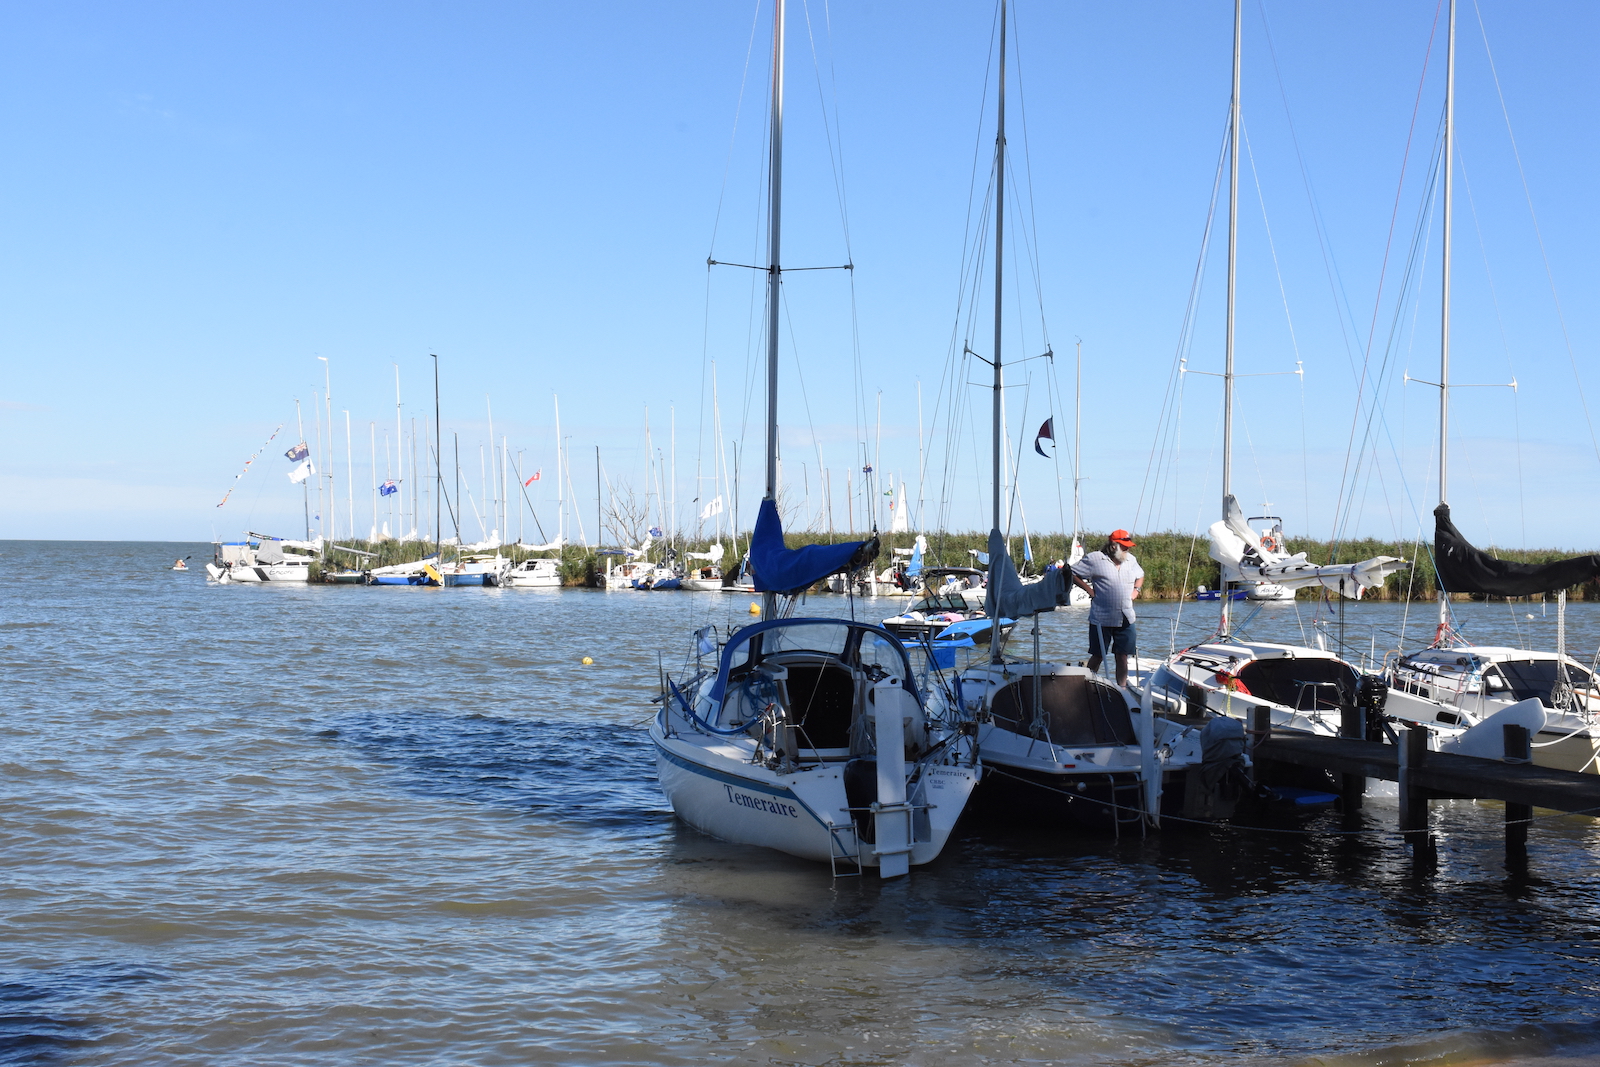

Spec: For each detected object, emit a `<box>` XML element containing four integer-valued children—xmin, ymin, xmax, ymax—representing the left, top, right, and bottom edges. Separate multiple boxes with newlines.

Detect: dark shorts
<box><xmin>1088</xmin><ymin>621</ymin><xmax>1137</xmax><ymax>658</ymax></box>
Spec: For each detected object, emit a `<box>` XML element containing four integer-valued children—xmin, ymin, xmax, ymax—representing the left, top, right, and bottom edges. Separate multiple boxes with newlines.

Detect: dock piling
<box><xmin>1398</xmin><ymin>725</ymin><xmax>1430</xmax><ymax>833</ymax></box>
<box><xmin>1340</xmin><ymin>704</ymin><xmax>1366</xmax><ymax>811</ymax></box>
<box><xmin>1504</xmin><ymin>723</ymin><xmax>1532</xmax><ymax>869</ymax></box>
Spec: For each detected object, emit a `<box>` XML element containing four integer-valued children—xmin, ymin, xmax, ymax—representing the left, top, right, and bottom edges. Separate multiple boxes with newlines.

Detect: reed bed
<box><xmin>304</xmin><ymin>530</ymin><xmax>1599</xmax><ymax>599</ymax></box>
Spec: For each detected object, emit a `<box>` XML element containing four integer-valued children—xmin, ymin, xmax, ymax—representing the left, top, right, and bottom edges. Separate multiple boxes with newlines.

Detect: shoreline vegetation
<box><xmin>303</xmin><ymin>530</ymin><xmax>1600</xmax><ymax>601</ymax></box>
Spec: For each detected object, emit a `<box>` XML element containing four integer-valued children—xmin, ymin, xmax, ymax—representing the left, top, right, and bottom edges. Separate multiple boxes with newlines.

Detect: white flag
<box><xmin>288</xmin><ymin>458</ymin><xmax>315</xmax><ymax>484</ymax></box>
<box><xmin>699</xmin><ymin>495</ymin><xmax>724</xmax><ymax>521</ymax></box>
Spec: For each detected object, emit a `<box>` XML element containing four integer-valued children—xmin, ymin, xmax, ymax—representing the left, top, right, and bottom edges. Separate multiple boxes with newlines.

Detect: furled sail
<box><xmin>983</xmin><ymin>528</ymin><xmax>1071</xmax><ymax>619</ymax></box>
<box><xmin>1209</xmin><ymin>495</ymin><xmax>1408</xmax><ymax>598</ymax></box>
<box><xmin>750</xmin><ymin>499</ymin><xmax>878</xmax><ymax>595</ymax></box>
<box><xmin>1435</xmin><ymin>503</ymin><xmax>1599</xmax><ymax>597</ymax></box>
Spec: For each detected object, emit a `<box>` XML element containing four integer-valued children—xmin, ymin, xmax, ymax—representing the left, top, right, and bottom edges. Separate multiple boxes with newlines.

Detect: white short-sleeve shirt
<box><xmin>1071</xmin><ymin>551</ymin><xmax>1144</xmax><ymax>627</ymax></box>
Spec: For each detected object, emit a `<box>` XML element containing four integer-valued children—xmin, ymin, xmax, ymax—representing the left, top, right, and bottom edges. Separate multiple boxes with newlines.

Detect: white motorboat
<box><xmin>597</xmin><ymin>557</ymin><xmax>651</xmax><ymax>590</ymax></box>
<box><xmin>505</xmin><ymin>557</ymin><xmax>562</xmax><ymax>588</ymax></box>
<box><xmin>204</xmin><ymin>537</ymin><xmax>313</xmax><ymax>584</ymax></box>
<box><xmin>681</xmin><ymin>543</ymin><xmax>726</xmax><ymax>591</ymax></box>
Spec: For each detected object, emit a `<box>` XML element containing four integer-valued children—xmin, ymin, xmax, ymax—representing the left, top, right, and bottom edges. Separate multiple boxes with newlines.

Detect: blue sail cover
<box><xmin>750</xmin><ymin>499</ymin><xmax>878</xmax><ymax>594</ymax></box>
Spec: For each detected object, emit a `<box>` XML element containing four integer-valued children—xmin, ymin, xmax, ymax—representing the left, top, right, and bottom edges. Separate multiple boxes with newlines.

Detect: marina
<box><xmin>6</xmin><ymin>0</ymin><xmax>1600</xmax><ymax>1063</ymax></box>
<box><xmin>6</xmin><ymin>539</ymin><xmax>1600</xmax><ymax>1064</ymax></box>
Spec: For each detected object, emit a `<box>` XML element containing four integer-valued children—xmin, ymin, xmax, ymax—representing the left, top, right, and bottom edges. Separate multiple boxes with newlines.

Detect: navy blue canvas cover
<box><xmin>749</xmin><ymin>499</ymin><xmax>878</xmax><ymax>594</ymax></box>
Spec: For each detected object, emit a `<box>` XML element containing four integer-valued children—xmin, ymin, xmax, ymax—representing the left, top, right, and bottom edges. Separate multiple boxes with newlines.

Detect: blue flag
<box><xmin>380</xmin><ymin>480</ymin><xmax>398</xmax><ymax>497</ymax></box>
<box><xmin>285</xmin><ymin>442</ymin><xmax>309</xmax><ymax>462</ymax></box>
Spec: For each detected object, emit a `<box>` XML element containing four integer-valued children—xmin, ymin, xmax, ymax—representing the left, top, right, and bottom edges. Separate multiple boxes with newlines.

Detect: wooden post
<box><xmin>1504</xmin><ymin>723</ymin><xmax>1531</xmax><ymax>870</ymax></box>
<box><xmin>1249</xmin><ymin>705</ymin><xmax>1270</xmax><ymax>750</ymax></box>
<box><xmin>1247</xmin><ymin>705</ymin><xmax>1270</xmax><ymax>784</ymax></box>
<box><xmin>1398</xmin><ymin>724</ymin><xmax>1435</xmax><ymax>871</ymax></box>
<box><xmin>1340</xmin><ymin>704</ymin><xmax>1365</xmax><ymax>811</ymax></box>
<box><xmin>1398</xmin><ymin>724</ymin><xmax>1429</xmax><ymax>833</ymax></box>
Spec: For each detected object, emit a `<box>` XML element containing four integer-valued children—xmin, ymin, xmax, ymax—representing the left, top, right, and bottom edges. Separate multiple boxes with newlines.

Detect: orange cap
<box><xmin>1110</xmin><ymin>529</ymin><xmax>1136</xmax><ymax>548</ymax></box>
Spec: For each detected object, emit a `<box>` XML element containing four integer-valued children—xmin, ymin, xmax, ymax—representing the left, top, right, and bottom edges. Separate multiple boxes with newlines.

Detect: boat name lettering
<box><xmin>723</xmin><ymin>785</ymin><xmax>799</xmax><ymax>818</ymax></box>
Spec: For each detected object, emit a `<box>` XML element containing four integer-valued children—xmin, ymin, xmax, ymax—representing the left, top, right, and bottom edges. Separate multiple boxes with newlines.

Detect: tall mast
<box><xmin>1439</xmin><ymin>0</ymin><xmax>1457</xmax><ymax>631</ymax></box>
<box><xmin>295</xmin><ymin>398</ymin><xmax>310</xmax><ymax>540</ymax></box>
<box><xmin>1073</xmin><ymin>340</ymin><xmax>1082</xmax><ymax>540</ymax></box>
<box><xmin>432</xmin><ymin>354</ymin><xmax>442</xmax><ymax>555</ymax></box>
<box><xmin>394</xmin><ymin>364</ymin><xmax>404</xmax><ymax>538</ymax></box>
<box><xmin>1221</xmin><ymin>0</ymin><xmax>1241</xmax><ymax>631</ymax></box>
<box><xmin>554</xmin><ymin>393</ymin><xmax>564</xmax><ymax>544</ymax></box>
<box><xmin>761</xmin><ymin>0</ymin><xmax>785</xmax><ymax>620</ymax></box>
<box><xmin>989</xmin><ymin>0</ymin><xmax>1008</xmax><ymax>665</ymax></box>
<box><xmin>344</xmin><ymin>410</ymin><xmax>355</xmax><ymax>544</ymax></box>
<box><xmin>991</xmin><ymin>0</ymin><xmax>1008</xmax><ymax>536</ymax></box>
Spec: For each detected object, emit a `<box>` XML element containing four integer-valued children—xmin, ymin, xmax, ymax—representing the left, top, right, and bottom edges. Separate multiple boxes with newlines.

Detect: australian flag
<box><xmin>648</xmin><ymin>526</ymin><xmax>663</xmax><ymax>538</ymax></box>
<box><xmin>380</xmin><ymin>480</ymin><xmax>398</xmax><ymax>497</ymax></box>
<box><xmin>285</xmin><ymin>442</ymin><xmax>309</xmax><ymax>462</ymax></box>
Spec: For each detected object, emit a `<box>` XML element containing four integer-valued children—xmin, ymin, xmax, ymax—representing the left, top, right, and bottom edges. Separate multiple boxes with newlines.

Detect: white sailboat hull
<box><xmin>652</xmin><ymin>726</ymin><xmax>979</xmax><ymax>869</ymax></box>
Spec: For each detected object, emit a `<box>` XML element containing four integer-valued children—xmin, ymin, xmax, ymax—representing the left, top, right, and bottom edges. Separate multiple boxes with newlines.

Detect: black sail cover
<box><xmin>1434</xmin><ymin>504</ymin><xmax>1600</xmax><ymax>597</ymax></box>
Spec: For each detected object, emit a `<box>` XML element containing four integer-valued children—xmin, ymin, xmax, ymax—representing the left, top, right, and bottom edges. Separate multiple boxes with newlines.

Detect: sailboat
<box><xmin>1146</xmin><ymin>0</ymin><xmax>1406</xmax><ymax>740</ymax></box>
<box><xmin>650</xmin><ymin>0</ymin><xmax>980</xmax><ymax>877</ymax></box>
<box><xmin>1378</xmin><ymin>0</ymin><xmax>1600</xmax><ymax>774</ymax></box>
<box><xmin>930</xmin><ymin>1</ymin><xmax>1221</xmax><ymax>830</ymax></box>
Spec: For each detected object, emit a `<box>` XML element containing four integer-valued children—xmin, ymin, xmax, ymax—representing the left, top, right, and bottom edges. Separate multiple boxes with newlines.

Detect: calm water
<box><xmin>3</xmin><ymin>540</ymin><xmax>1599</xmax><ymax>1066</ymax></box>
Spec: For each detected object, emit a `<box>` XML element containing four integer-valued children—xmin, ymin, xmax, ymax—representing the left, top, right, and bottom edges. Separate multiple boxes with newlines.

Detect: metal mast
<box><xmin>1221</xmin><ymin>0</ymin><xmax>1241</xmax><ymax>632</ymax></box>
<box><xmin>991</xmin><ymin>0</ymin><xmax>1008</xmax><ymax>538</ymax></box>
<box><xmin>432</xmin><ymin>354</ymin><xmax>442</xmax><ymax>556</ymax></box>
<box><xmin>988</xmin><ymin>0</ymin><xmax>1008</xmax><ymax>665</ymax></box>
<box><xmin>394</xmin><ymin>365</ymin><xmax>404</xmax><ymax>538</ymax></box>
<box><xmin>761</xmin><ymin>0</ymin><xmax>786</xmax><ymax>620</ymax></box>
<box><xmin>1438</xmin><ymin>0</ymin><xmax>1457</xmax><ymax>633</ymax></box>
<box><xmin>1073</xmin><ymin>340</ymin><xmax>1082</xmax><ymax>541</ymax></box>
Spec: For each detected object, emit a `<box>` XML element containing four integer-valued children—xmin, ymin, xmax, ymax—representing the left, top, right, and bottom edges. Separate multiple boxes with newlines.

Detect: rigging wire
<box><xmin>1132</xmin><ymin>111</ymin><xmax>1229</xmax><ymax>535</ymax></box>
<box><xmin>1325</xmin><ymin>0</ymin><xmax>1445</xmax><ymax>562</ymax></box>
<box><xmin>1470</xmin><ymin>0</ymin><xmax>1600</xmax><ymax>474</ymax></box>
<box><xmin>1456</xmin><ymin>143</ymin><xmax>1527</xmax><ymax>549</ymax></box>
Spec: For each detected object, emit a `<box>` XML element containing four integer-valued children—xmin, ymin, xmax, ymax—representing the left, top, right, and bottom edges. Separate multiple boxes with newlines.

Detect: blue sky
<box><xmin>1</xmin><ymin>1</ymin><xmax>1594</xmax><ymax>550</ymax></box>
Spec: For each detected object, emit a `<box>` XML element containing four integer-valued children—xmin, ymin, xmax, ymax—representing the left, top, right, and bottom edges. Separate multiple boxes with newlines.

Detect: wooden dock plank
<box><xmin>1254</xmin><ymin>734</ymin><xmax>1600</xmax><ymax>816</ymax></box>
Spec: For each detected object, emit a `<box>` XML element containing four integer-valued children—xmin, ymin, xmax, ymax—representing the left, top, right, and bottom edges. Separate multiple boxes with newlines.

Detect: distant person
<box><xmin>1070</xmin><ymin>530</ymin><xmax>1145</xmax><ymax>687</ymax></box>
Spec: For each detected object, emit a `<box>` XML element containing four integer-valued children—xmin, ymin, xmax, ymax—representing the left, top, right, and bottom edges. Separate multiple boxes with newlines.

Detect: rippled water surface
<box><xmin>4</xmin><ymin>540</ymin><xmax>1600</xmax><ymax>1066</ymax></box>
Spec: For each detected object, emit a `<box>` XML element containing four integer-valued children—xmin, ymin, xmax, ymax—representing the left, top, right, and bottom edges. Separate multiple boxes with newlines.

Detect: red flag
<box><xmin>524</xmin><ymin>469</ymin><xmax>541</xmax><ymax>486</ymax></box>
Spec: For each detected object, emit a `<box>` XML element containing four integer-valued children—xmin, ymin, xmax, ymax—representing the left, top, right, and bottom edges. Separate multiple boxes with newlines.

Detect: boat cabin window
<box><xmin>1236</xmin><ymin>659</ymin><xmax>1357</xmax><ymax>711</ymax></box>
<box><xmin>1487</xmin><ymin>660</ymin><xmax>1595</xmax><ymax>702</ymax></box>
<box><xmin>912</xmin><ymin>594</ymin><xmax>972</xmax><ymax>615</ymax></box>
<box><xmin>990</xmin><ymin>674</ymin><xmax>1135</xmax><ymax>746</ymax></box>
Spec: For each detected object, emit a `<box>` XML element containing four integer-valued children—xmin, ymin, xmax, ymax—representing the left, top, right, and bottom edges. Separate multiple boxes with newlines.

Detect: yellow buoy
<box><xmin>581</xmin><ymin>656</ymin><xmax>594</xmax><ymax>665</ymax></box>
<box><xmin>749</xmin><ymin>601</ymin><xmax>761</xmax><ymax>615</ymax></box>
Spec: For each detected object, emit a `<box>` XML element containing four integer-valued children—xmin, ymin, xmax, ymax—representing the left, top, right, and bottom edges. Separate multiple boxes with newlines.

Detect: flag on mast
<box><xmin>524</xmin><ymin>469</ymin><xmax>541</xmax><ymax>486</ymax></box>
<box><xmin>1033</xmin><ymin>418</ymin><xmax>1055</xmax><ymax>457</ymax></box>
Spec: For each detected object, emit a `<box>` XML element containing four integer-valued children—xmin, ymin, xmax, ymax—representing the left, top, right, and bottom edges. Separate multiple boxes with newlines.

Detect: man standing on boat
<box><xmin>1070</xmin><ymin>530</ymin><xmax>1144</xmax><ymax>688</ymax></box>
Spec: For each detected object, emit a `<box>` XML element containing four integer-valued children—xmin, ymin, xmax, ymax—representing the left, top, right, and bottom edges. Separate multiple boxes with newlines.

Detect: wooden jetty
<box><xmin>1249</xmin><ymin>707</ymin><xmax>1600</xmax><ymax>867</ymax></box>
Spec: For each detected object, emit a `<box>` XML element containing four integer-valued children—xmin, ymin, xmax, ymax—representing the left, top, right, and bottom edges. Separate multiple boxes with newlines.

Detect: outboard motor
<box><xmin>1356</xmin><ymin>674</ymin><xmax>1389</xmax><ymax>742</ymax></box>
<box><xmin>1182</xmin><ymin>716</ymin><xmax>1249</xmax><ymax>821</ymax></box>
